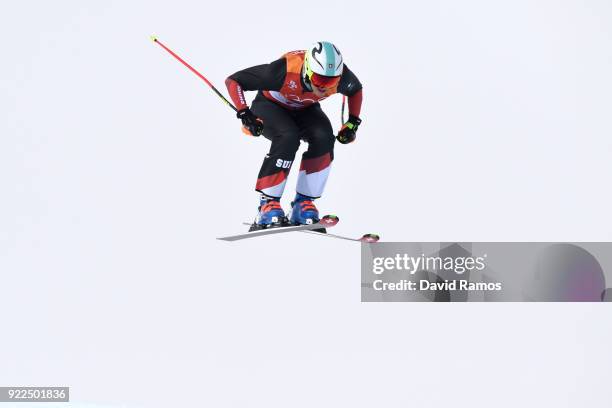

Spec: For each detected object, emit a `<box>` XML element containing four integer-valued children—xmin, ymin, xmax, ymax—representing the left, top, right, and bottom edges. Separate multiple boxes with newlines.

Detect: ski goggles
<box><xmin>306</xmin><ymin>69</ymin><xmax>341</xmax><ymax>89</ymax></box>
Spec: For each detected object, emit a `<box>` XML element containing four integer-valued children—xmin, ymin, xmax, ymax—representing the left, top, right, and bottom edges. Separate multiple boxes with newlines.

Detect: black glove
<box><xmin>237</xmin><ymin>108</ymin><xmax>264</xmax><ymax>136</ymax></box>
<box><xmin>336</xmin><ymin>115</ymin><xmax>362</xmax><ymax>144</ymax></box>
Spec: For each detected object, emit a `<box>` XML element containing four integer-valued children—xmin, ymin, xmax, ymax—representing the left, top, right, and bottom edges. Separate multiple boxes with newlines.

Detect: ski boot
<box><xmin>289</xmin><ymin>193</ymin><xmax>320</xmax><ymax>225</ymax></box>
<box><xmin>249</xmin><ymin>196</ymin><xmax>288</xmax><ymax>231</ymax></box>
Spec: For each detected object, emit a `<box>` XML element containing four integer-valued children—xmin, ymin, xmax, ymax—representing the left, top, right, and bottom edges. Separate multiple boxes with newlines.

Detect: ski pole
<box><xmin>341</xmin><ymin>95</ymin><xmax>346</xmax><ymax>124</ymax></box>
<box><xmin>150</xmin><ymin>35</ymin><xmax>238</xmax><ymax>112</ymax></box>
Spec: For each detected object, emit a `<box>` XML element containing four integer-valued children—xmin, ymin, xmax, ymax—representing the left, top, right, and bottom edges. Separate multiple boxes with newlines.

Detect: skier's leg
<box><xmin>295</xmin><ymin>104</ymin><xmax>335</xmax><ymax>199</ymax></box>
<box><xmin>249</xmin><ymin>97</ymin><xmax>301</xmax><ymax>228</ymax></box>
<box><xmin>251</xmin><ymin>97</ymin><xmax>301</xmax><ymax>199</ymax></box>
<box><xmin>289</xmin><ymin>105</ymin><xmax>335</xmax><ymax>224</ymax></box>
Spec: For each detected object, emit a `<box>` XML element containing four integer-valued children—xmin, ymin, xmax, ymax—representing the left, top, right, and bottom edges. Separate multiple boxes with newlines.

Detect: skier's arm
<box><xmin>225</xmin><ymin>58</ymin><xmax>286</xmax><ymax>110</ymax></box>
<box><xmin>337</xmin><ymin>65</ymin><xmax>363</xmax><ymax>118</ymax></box>
<box><xmin>337</xmin><ymin>65</ymin><xmax>363</xmax><ymax>144</ymax></box>
<box><xmin>347</xmin><ymin>89</ymin><xmax>363</xmax><ymax>118</ymax></box>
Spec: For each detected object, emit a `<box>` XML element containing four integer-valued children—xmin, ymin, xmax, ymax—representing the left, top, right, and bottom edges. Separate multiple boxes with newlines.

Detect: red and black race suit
<box><xmin>225</xmin><ymin>51</ymin><xmax>363</xmax><ymax>199</ymax></box>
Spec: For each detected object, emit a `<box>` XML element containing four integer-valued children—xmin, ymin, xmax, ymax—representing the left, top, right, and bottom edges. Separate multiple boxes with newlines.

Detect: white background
<box><xmin>2</xmin><ymin>0</ymin><xmax>611</xmax><ymax>407</ymax></box>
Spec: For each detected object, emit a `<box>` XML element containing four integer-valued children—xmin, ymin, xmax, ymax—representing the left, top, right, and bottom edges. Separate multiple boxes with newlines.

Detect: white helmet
<box><xmin>304</xmin><ymin>41</ymin><xmax>343</xmax><ymax>85</ymax></box>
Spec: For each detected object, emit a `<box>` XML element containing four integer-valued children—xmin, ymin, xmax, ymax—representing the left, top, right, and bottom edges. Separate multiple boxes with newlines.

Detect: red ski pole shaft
<box><xmin>151</xmin><ymin>36</ymin><xmax>238</xmax><ymax>112</ymax></box>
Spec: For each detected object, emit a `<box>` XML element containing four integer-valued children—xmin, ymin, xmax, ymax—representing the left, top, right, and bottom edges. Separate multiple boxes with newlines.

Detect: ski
<box><xmin>217</xmin><ymin>215</ymin><xmax>339</xmax><ymax>241</ymax></box>
<box><xmin>302</xmin><ymin>230</ymin><xmax>380</xmax><ymax>243</ymax></box>
<box><xmin>238</xmin><ymin>222</ymin><xmax>381</xmax><ymax>243</ymax></box>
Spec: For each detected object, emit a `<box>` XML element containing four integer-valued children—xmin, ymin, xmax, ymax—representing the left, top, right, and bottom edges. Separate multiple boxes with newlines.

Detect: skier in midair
<box><xmin>225</xmin><ymin>41</ymin><xmax>363</xmax><ymax>229</ymax></box>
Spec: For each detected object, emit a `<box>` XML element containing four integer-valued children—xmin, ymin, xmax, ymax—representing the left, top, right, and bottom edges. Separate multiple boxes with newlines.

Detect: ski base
<box><xmin>217</xmin><ymin>215</ymin><xmax>339</xmax><ymax>241</ymax></box>
<box><xmin>235</xmin><ymin>220</ymin><xmax>380</xmax><ymax>243</ymax></box>
<box><xmin>302</xmin><ymin>230</ymin><xmax>380</xmax><ymax>242</ymax></box>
